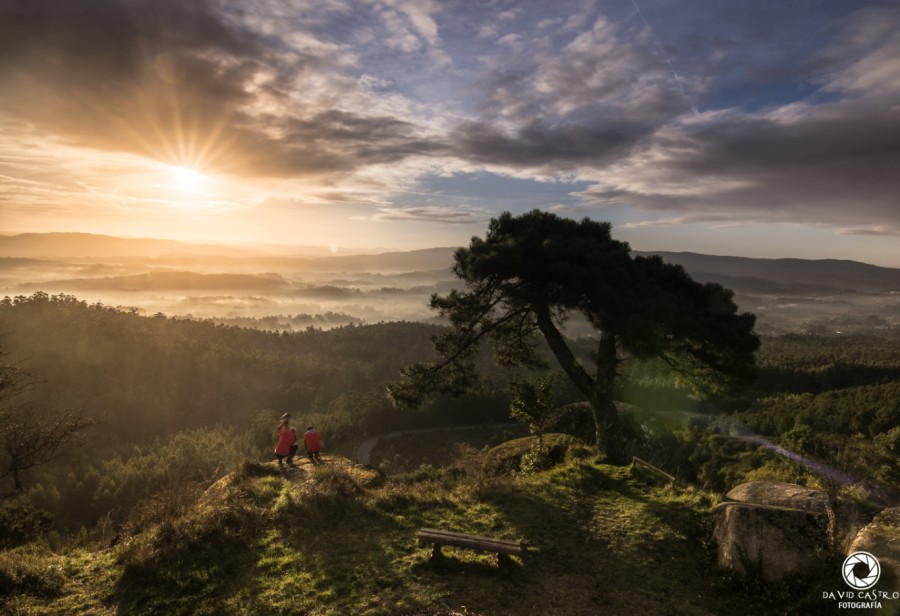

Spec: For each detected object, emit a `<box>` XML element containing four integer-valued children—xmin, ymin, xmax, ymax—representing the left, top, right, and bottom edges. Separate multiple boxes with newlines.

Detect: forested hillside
<box><xmin>1</xmin><ymin>292</ymin><xmax>898</xmax><ymax>545</ymax></box>
<box><xmin>0</xmin><ymin>293</ymin><xmax>516</xmax><ymax>534</ymax></box>
<box><xmin>735</xmin><ymin>334</ymin><xmax>900</xmax><ymax>492</ymax></box>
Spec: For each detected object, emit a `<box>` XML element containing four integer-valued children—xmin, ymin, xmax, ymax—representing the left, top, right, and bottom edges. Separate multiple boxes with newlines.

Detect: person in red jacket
<box><xmin>275</xmin><ymin>414</ymin><xmax>297</xmax><ymax>468</ymax></box>
<box><xmin>287</xmin><ymin>428</ymin><xmax>298</xmax><ymax>465</ymax></box>
<box><xmin>304</xmin><ymin>426</ymin><xmax>322</xmax><ymax>464</ymax></box>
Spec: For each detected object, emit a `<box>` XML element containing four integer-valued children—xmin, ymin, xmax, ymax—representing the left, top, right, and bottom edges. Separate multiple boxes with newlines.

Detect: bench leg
<box><xmin>430</xmin><ymin>543</ymin><xmax>443</xmax><ymax>561</ymax></box>
<box><xmin>497</xmin><ymin>552</ymin><xmax>509</xmax><ymax>567</ymax></box>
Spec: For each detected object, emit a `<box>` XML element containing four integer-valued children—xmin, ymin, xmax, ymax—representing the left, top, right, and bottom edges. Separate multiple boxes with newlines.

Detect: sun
<box><xmin>172</xmin><ymin>165</ymin><xmax>203</xmax><ymax>188</ymax></box>
<box><xmin>156</xmin><ymin>163</ymin><xmax>219</xmax><ymax>211</ymax></box>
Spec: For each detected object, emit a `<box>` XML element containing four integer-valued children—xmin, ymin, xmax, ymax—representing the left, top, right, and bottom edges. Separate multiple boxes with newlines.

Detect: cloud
<box><xmin>560</xmin><ymin>4</ymin><xmax>900</xmax><ymax>235</ymax></box>
<box><xmin>376</xmin><ymin>0</ymin><xmax>442</xmax><ymax>47</ymax></box>
<box><xmin>573</xmin><ymin>70</ymin><xmax>900</xmax><ymax>233</ymax></box>
<box><xmin>0</xmin><ymin>0</ymin><xmax>444</xmax><ymax>183</ymax></box>
<box><xmin>819</xmin><ymin>5</ymin><xmax>900</xmax><ymax>98</ymax></box>
<box><xmin>478</xmin><ymin>22</ymin><xmax>500</xmax><ymax>39</ymax></box>
<box><xmin>370</xmin><ymin>205</ymin><xmax>492</xmax><ymax>224</ymax></box>
<box><xmin>497</xmin><ymin>33</ymin><xmax>525</xmax><ymax>48</ymax></box>
<box><xmin>836</xmin><ymin>226</ymin><xmax>900</xmax><ymax>238</ymax></box>
<box><xmin>443</xmin><ymin>15</ymin><xmax>691</xmax><ymax>174</ymax></box>
<box><xmin>0</xmin><ymin>0</ymin><xmax>267</xmax><ymax>152</ymax></box>
<box><xmin>2</xmin><ymin>0</ymin><xmax>899</xmax><ymax>245</ymax></box>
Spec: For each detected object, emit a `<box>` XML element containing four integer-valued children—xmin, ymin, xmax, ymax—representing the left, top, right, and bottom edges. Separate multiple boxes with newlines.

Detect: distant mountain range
<box><xmin>0</xmin><ymin>232</ymin><xmax>255</xmax><ymax>259</ymax></box>
<box><xmin>2</xmin><ymin>233</ymin><xmax>899</xmax><ymax>295</ymax></box>
<box><xmin>0</xmin><ymin>233</ymin><xmax>351</xmax><ymax>260</ymax></box>
<box><xmin>635</xmin><ymin>251</ymin><xmax>900</xmax><ymax>295</ymax></box>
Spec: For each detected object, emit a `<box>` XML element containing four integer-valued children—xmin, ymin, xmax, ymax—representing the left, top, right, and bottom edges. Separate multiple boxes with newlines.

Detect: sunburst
<box><xmin>171</xmin><ymin>165</ymin><xmax>203</xmax><ymax>189</ymax></box>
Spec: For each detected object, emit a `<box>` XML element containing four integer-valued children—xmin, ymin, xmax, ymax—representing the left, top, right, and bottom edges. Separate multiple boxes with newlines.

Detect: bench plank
<box><xmin>417</xmin><ymin>527</ymin><xmax>525</xmax><ymax>562</ymax></box>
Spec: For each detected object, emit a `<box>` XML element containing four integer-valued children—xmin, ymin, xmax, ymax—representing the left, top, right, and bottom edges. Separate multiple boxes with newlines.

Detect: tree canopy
<box><xmin>391</xmin><ymin>210</ymin><xmax>760</xmax><ymax>464</ymax></box>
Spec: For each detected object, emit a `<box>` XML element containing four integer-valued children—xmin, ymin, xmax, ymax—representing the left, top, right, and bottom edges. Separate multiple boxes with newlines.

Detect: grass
<box><xmin>0</xmin><ymin>452</ymin><xmax>842</xmax><ymax>615</ymax></box>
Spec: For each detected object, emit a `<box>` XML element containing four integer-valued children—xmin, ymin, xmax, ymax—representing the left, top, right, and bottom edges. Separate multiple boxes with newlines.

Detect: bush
<box><xmin>519</xmin><ymin>447</ymin><xmax>553</xmax><ymax>474</ymax></box>
<box><xmin>0</xmin><ymin>547</ymin><xmax>65</xmax><ymax>599</ymax></box>
<box><xmin>482</xmin><ymin>434</ymin><xmax>574</xmax><ymax>477</ymax></box>
<box><xmin>0</xmin><ymin>502</ymin><xmax>53</xmax><ymax>548</ymax></box>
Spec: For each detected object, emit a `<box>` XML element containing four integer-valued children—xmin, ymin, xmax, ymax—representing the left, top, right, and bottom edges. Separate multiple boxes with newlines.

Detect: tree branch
<box><xmin>532</xmin><ymin>303</ymin><xmax>596</xmax><ymax>399</ymax></box>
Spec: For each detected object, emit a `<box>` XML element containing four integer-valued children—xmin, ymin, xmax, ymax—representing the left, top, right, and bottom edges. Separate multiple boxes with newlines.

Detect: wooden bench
<box><xmin>417</xmin><ymin>527</ymin><xmax>525</xmax><ymax>566</ymax></box>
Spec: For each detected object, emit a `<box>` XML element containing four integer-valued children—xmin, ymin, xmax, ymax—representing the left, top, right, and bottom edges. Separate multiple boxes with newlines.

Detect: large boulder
<box><xmin>545</xmin><ymin>402</ymin><xmax>595</xmax><ymax>444</ymax></box>
<box><xmin>714</xmin><ymin>481</ymin><xmax>831</xmax><ymax>581</ymax></box>
<box><xmin>848</xmin><ymin>507</ymin><xmax>900</xmax><ymax>597</ymax></box>
<box><xmin>726</xmin><ymin>481</ymin><xmax>829</xmax><ymax>515</ymax></box>
<box><xmin>482</xmin><ymin>434</ymin><xmax>576</xmax><ymax>477</ymax></box>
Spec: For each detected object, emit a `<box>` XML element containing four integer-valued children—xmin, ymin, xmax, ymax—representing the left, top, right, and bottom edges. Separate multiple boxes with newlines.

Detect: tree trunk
<box><xmin>590</xmin><ymin>332</ymin><xmax>626</xmax><ymax>465</ymax></box>
<box><xmin>533</xmin><ymin>305</ymin><xmax>626</xmax><ymax>464</ymax></box>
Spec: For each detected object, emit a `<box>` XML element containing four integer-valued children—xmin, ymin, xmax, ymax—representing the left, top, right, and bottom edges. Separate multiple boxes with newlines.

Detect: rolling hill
<box><xmin>638</xmin><ymin>251</ymin><xmax>900</xmax><ymax>295</ymax></box>
<box><xmin>4</xmin><ymin>233</ymin><xmax>899</xmax><ymax>293</ymax></box>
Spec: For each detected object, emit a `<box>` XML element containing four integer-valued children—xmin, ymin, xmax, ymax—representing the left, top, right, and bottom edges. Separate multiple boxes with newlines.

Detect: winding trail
<box><xmin>355</xmin><ymin>422</ymin><xmax>522</xmax><ymax>465</ymax></box>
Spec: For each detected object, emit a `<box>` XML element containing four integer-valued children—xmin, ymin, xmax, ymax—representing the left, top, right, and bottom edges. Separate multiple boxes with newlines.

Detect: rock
<box><xmin>714</xmin><ymin>481</ymin><xmax>833</xmax><ymax>581</ymax></box>
<box><xmin>482</xmin><ymin>434</ymin><xmax>574</xmax><ymax>477</ymax></box>
<box><xmin>724</xmin><ymin>480</ymin><xmax>872</xmax><ymax>550</ymax></box>
<box><xmin>545</xmin><ymin>402</ymin><xmax>595</xmax><ymax>444</ymax></box>
<box><xmin>714</xmin><ymin>501</ymin><xmax>830</xmax><ymax>581</ymax></box>
<box><xmin>726</xmin><ymin>481</ymin><xmax>829</xmax><ymax>516</ymax></box>
<box><xmin>848</xmin><ymin>507</ymin><xmax>900</xmax><ymax>596</ymax></box>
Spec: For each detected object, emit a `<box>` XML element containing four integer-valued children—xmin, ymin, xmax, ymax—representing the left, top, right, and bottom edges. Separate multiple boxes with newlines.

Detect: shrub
<box><xmin>519</xmin><ymin>447</ymin><xmax>553</xmax><ymax>474</ymax></box>
<box><xmin>482</xmin><ymin>434</ymin><xmax>574</xmax><ymax>477</ymax></box>
<box><xmin>0</xmin><ymin>502</ymin><xmax>53</xmax><ymax>548</ymax></box>
<box><xmin>0</xmin><ymin>547</ymin><xmax>65</xmax><ymax>599</ymax></box>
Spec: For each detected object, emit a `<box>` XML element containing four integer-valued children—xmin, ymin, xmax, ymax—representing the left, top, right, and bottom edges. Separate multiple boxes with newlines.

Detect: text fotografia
<box><xmin>822</xmin><ymin>590</ymin><xmax>899</xmax><ymax>610</ymax></box>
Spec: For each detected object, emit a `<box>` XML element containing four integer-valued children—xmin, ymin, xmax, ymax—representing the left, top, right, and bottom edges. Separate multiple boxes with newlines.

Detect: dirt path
<box><xmin>355</xmin><ymin>422</ymin><xmax>521</xmax><ymax>465</ymax></box>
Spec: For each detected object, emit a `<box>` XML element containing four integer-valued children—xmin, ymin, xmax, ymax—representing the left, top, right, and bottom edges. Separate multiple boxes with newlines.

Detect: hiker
<box><xmin>304</xmin><ymin>425</ymin><xmax>322</xmax><ymax>464</ymax></box>
<box><xmin>275</xmin><ymin>413</ymin><xmax>297</xmax><ymax>468</ymax></box>
<box><xmin>287</xmin><ymin>428</ymin><xmax>299</xmax><ymax>465</ymax></box>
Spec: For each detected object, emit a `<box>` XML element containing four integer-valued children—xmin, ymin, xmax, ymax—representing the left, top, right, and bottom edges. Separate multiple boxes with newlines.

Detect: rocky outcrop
<box><xmin>482</xmin><ymin>434</ymin><xmax>576</xmax><ymax>477</ymax></box>
<box><xmin>848</xmin><ymin>507</ymin><xmax>900</xmax><ymax>595</ymax></box>
<box><xmin>725</xmin><ymin>481</ymin><xmax>829</xmax><ymax>515</ymax></box>
<box><xmin>714</xmin><ymin>481</ymin><xmax>832</xmax><ymax>581</ymax></box>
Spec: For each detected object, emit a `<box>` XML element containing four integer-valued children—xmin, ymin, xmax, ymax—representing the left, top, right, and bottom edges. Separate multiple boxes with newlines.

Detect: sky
<box><xmin>1</xmin><ymin>0</ymin><xmax>899</xmax><ymax>265</ymax></box>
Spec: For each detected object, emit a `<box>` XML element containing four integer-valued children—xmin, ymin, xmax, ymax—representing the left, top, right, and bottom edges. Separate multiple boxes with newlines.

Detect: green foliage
<box><xmin>873</xmin><ymin>426</ymin><xmax>900</xmax><ymax>486</ymax></box>
<box><xmin>0</xmin><ymin>449</ymin><xmax>846</xmax><ymax>615</ymax></box>
<box><xmin>780</xmin><ymin>424</ymin><xmax>814</xmax><ymax>455</ymax></box>
<box><xmin>0</xmin><ymin>502</ymin><xmax>53</xmax><ymax>548</ymax></box>
<box><xmin>0</xmin><ymin>292</ymin><xmax>515</xmax><ymax>532</ymax></box>
<box><xmin>482</xmin><ymin>434</ymin><xmax>574</xmax><ymax>477</ymax></box>
<box><xmin>0</xmin><ymin>293</ymin><xmax>449</xmax><ymax>441</ymax></box>
<box><xmin>518</xmin><ymin>446</ymin><xmax>553</xmax><ymax>474</ymax></box>
<box><xmin>667</xmin><ymin>332</ymin><xmax>900</xmax><ymax>493</ymax></box>
<box><xmin>508</xmin><ymin>375</ymin><xmax>556</xmax><ymax>451</ymax></box>
<box><xmin>393</xmin><ymin>211</ymin><xmax>758</xmax><ymax>464</ymax></box>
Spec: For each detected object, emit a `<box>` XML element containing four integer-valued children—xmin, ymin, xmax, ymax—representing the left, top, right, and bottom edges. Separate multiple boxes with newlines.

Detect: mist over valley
<box><xmin>2</xmin><ymin>233</ymin><xmax>898</xmax><ymax>334</ymax></box>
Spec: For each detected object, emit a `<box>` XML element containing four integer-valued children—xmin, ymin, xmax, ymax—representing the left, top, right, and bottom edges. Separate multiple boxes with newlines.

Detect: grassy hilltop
<box><xmin>0</xmin><ymin>442</ymin><xmax>842</xmax><ymax>616</ymax></box>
